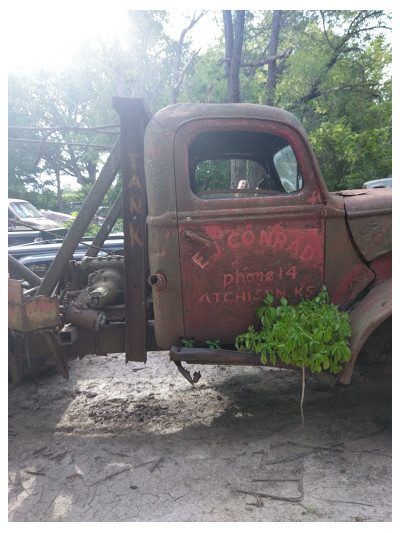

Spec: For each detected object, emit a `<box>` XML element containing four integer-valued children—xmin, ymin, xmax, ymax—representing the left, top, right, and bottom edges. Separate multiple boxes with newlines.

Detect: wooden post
<box><xmin>112</xmin><ymin>97</ymin><xmax>150</xmax><ymax>362</ymax></box>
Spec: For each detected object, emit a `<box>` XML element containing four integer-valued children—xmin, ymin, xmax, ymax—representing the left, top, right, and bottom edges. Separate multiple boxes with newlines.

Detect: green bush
<box><xmin>235</xmin><ymin>287</ymin><xmax>351</xmax><ymax>375</ymax></box>
<box><xmin>63</xmin><ymin>212</ymin><xmax>99</xmax><ymax>237</ymax></box>
<box><xmin>235</xmin><ymin>287</ymin><xmax>352</xmax><ymax>423</ymax></box>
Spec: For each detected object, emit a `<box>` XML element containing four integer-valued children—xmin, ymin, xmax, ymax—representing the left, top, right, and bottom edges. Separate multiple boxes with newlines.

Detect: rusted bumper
<box><xmin>169</xmin><ymin>345</ymin><xmax>300</xmax><ymax>385</ymax></box>
<box><xmin>169</xmin><ymin>345</ymin><xmax>266</xmax><ymax>366</ymax></box>
<box><xmin>170</xmin><ymin>345</ymin><xmax>298</xmax><ymax>369</ymax></box>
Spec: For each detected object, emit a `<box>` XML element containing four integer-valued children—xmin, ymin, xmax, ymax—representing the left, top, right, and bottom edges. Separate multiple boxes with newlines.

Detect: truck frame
<box><xmin>8</xmin><ymin>97</ymin><xmax>392</xmax><ymax>385</ymax></box>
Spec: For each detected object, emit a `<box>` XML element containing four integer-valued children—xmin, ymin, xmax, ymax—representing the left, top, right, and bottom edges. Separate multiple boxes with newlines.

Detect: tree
<box><xmin>170</xmin><ymin>11</ymin><xmax>206</xmax><ymax>104</ymax></box>
<box><xmin>8</xmin><ymin>64</ymin><xmax>119</xmax><ymax>209</ymax></box>
<box><xmin>223</xmin><ymin>10</ymin><xmax>246</xmax><ymax>103</ymax></box>
<box><xmin>275</xmin><ymin>10</ymin><xmax>392</xmax><ymax>189</ymax></box>
<box><xmin>265</xmin><ymin>10</ymin><xmax>282</xmax><ymax>105</ymax></box>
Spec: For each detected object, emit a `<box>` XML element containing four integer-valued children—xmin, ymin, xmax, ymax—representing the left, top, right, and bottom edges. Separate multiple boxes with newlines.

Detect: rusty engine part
<box><xmin>65</xmin><ymin>289</ymin><xmax>107</xmax><ymax>330</ymax></box>
<box><xmin>80</xmin><ymin>255</ymin><xmax>125</xmax><ymax>309</ymax></box>
<box><xmin>62</xmin><ymin>256</ymin><xmax>124</xmax><ymax>330</ymax></box>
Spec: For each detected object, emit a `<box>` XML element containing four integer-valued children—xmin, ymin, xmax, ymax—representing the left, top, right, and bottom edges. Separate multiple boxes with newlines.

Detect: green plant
<box><xmin>181</xmin><ymin>339</ymin><xmax>194</xmax><ymax>348</ymax></box>
<box><xmin>205</xmin><ymin>339</ymin><xmax>222</xmax><ymax>350</ymax></box>
<box><xmin>63</xmin><ymin>212</ymin><xmax>99</xmax><ymax>237</ymax></box>
<box><xmin>235</xmin><ymin>287</ymin><xmax>351</xmax><ymax>423</ymax></box>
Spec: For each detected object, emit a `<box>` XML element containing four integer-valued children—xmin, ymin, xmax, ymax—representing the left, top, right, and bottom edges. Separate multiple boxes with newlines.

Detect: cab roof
<box><xmin>150</xmin><ymin>103</ymin><xmax>305</xmax><ymax>135</ymax></box>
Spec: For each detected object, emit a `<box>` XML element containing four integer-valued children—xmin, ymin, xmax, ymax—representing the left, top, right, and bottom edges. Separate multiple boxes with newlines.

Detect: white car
<box><xmin>363</xmin><ymin>175</ymin><xmax>392</xmax><ymax>189</ymax></box>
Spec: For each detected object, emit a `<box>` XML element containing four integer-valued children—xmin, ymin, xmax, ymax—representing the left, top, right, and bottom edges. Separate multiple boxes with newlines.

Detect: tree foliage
<box><xmin>8</xmin><ymin>9</ymin><xmax>391</xmax><ymax>206</ymax></box>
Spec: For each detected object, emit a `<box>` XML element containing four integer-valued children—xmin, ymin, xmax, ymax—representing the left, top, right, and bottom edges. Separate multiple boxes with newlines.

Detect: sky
<box><xmin>7</xmin><ymin>8</ymin><xmax>132</xmax><ymax>74</ymax></box>
<box><xmin>6</xmin><ymin>6</ymin><xmax>219</xmax><ymax>75</ymax></box>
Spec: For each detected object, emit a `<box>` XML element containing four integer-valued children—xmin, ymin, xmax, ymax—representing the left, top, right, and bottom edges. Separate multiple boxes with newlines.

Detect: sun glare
<box><xmin>7</xmin><ymin>8</ymin><xmax>131</xmax><ymax>74</ymax></box>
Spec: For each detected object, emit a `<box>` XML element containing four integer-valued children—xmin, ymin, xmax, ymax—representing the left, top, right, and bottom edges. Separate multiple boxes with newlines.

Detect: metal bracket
<box><xmin>174</xmin><ymin>361</ymin><xmax>201</xmax><ymax>386</ymax></box>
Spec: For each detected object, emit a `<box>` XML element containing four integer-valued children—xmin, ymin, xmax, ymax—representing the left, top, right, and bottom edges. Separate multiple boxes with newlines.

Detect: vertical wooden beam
<box><xmin>112</xmin><ymin>97</ymin><xmax>150</xmax><ymax>362</ymax></box>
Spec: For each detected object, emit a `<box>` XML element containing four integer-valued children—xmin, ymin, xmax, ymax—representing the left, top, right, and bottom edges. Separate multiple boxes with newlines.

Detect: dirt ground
<box><xmin>8</xmin><ymin>351</ymin><xmax>392</xmax><ymax>522</ymax></box>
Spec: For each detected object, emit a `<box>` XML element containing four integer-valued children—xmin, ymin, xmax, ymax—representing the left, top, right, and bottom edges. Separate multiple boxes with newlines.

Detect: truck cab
<box><xmin>144</xmin><ymin>104</ymin><xmax>391</xmax><ymax>370</ymax></box>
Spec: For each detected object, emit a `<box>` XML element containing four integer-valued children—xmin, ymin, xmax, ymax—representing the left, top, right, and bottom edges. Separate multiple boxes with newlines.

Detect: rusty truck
<box><xmin>8</xmin><ymin>97</ymin><xmax>392</xmax><ymax>385</ymax></box>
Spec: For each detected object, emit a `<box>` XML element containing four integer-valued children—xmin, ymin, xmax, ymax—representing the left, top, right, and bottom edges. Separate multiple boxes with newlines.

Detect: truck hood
<box><xmin>335</xmin><ymin>188</ymin><xmax>392</xmax><ymax>261</ymax></box>
<box><xmin>9</xmin><ymin>217</ymin><xmax>64</xmax><ymax>232</ymax></box>
<box><xmin>27</xmin><ymin>217</ymin><xmax>64</xmax><ymax>230</ymax></box>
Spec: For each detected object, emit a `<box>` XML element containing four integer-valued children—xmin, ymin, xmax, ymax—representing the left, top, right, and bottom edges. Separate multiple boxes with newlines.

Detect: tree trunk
<box><xmin>246</xmin><ymin>161</ymin><xmax>265</xmax><ymax>188</ymax></box>
<box><xmin>55</xmin><ymin>168</ymin><xmax>63</xmax><ymax>211</ymax></box>
<box><xmin>230</xmin><ymin>159</ymin><xmax>246</xmax><ymax>189</ymax></box>
<box><xmin>265</xmin><ymin>10</ymin><xmax>282</xmax><ymax>106</ymax></box>
<box><xmin>223</xmin><ymin>10</ymin><xmax>245</xmax><ymax>103</ymax></box>
<box><xmin>86</xmin><ymin>160</ymin><xmax>97</xmax><ymax>183</ymax></box>
<box><xmin>223</xmin><ymin>10</ymin><xmax>246</xmax><ymax>188</ymax></box>
<box><xmin>170</xmin><ymin>12</ymin><xmax>205</xmax><ymax>104</ymax></box>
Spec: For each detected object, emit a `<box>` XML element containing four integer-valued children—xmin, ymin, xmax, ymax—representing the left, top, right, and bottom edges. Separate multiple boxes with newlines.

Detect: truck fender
<box><xmin>340</xmin><ymin>278</ymin><xmax>392</xmax><ymax>384</ymax></box>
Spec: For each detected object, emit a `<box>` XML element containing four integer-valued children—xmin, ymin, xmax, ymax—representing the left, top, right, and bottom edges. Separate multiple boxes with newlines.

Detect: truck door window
<box><xmin>273</xmin><ymin>145</ymin><xmax>303</xmax><ymax>193</ymax></box>
<box><xmin>189</xmin><ymin>130</ymin><xmax>303</xmax><ymax>198</ymax></box>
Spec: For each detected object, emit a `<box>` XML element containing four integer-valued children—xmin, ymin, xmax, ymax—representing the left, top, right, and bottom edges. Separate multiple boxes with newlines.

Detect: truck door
<box><xmin>174</xmin><ymin>118</ymin><xmax>327</xmax><ymax>344</ymax></box>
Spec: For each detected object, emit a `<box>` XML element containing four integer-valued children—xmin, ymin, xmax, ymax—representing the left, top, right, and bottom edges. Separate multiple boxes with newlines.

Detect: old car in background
<box><xmin>363</xmin><ymin>175</ymin><xmax>392</xmax><ymax>189</ymax></box>
<box><xmin>8</xmin><ymin>199</ymin><xmax>68</xmax><ymax>243</ymax></box>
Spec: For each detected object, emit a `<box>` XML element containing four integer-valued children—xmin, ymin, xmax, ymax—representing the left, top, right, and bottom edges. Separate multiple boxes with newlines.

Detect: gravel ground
<box><xmin>8</xmin><ymin>351</ymin><xmax>392</xmax><ymax>522</ymax></box>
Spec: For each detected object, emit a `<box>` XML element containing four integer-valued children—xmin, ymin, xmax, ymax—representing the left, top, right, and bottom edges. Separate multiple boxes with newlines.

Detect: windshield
<box><xmin>9</xmin><ymin>201</ymin><xmax>44</xmax><ymax>219</ymax></box>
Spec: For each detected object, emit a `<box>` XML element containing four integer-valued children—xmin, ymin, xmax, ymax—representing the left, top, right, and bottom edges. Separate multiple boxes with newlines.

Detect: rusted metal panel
<box><xmin>8</xmin><ymin>279</ymin><xmax>60</xmax><ymax>332</ymax></box>
<box><xmin>62</xmin><ymin>325</ymin><xmax>126</xmax><ymax>359</ymax></box>
<box><xmin>169</xmin><ymin>117</ymin><xmax>326</xmax><ymax>344</ymax></box>
<box><xmin>146</xmin><ymin>219</ymin><xmax>185</xmax><ymax>348</ymax></box>
<box><xmin>151</xmin><ymin>103</ymin><xmax>313</xmax><ymax>143</ymax></box>
<box><xmin>8</xmin><ymin>279</ymin><xmax>23</xmax><ymax>304</ymax></box>
<box><xmin>370</xmin><ymin>252</ymin><xmax>392</xmax><ymax>282</ymax></box>
<box><xmin>340</xmin><ymin>278</ymin><xmax>392</xmax><ymax>384</ymax></box>
<box><xmin>346</xmin><ymin>213</ymin><xmax>392</xmax><ymax>262</ymax></box>
<box><xmin>178</xmin><ymin>218</ymin><xmax>324</xmax><ymax>343</ymax></box>
<box><xmin>343</xmin><ymin>188</ymin><xmax>391</xmax><ymax>261</ymax></box>
<box><xmin>170</xmin><ymin>345</ymin><xmax>294</xmax><ymax>367</ymax></box>
<box><xmin>113</xmin><ymin>97</ymin><xmax>150</xmax><ymax>362</ymax></box>
<box><xmin>324</xmin><ymin>207</ymin><xmax>377</xmax><ymax>307</ymax></box>
<box><xmin>145</xmin><ymin>117</ymin><xmax>184</xmax><ymax>349</ymax></box>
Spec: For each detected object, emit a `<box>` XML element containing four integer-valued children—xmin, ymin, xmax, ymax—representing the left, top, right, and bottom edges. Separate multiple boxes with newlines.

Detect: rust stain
<box><xmin>129</xmin><ymin>226</ymin><xmax>144</xmax><ymax>247</ymax></box>
<box><xmin>129</xmin><ymin>196</ymin><xmax>142</xmax><ymax>214</ymax></box>
<box><xmin>128</xmin><ymin>174</ymin><xmax>142</xmax><ymax>190</ymax></box>
<box><xmin>8</xmin><ymin>281</ymin><xmax>60</xmax><ymax>332</ymax></box>
<box><xmin>332</xmin><ymin>263</ymin><xmax>375</xmax><ymax>306</ymax></box>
